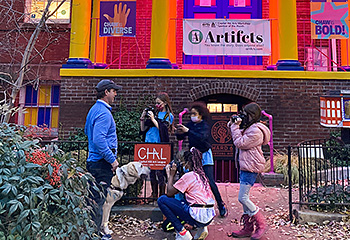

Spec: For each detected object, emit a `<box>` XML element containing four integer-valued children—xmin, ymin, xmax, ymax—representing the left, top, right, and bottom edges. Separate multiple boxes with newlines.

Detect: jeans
<box><xmin>86</xmin><ymin>159</ymin><xmax>114</xmax><ymax>231</ymax></box>
<box><xmin>238</xmin><ymin>171</ymin><xmax>258</xmax><ymax>216</ymax></box>
<box><xmin>203</xmin><ymin>165</ymin><xmax>224</xmax><ymax>209</ymax></box>
<box><xmin>157</xmin><ymin>195</ymin><xmax>211</xmax><ymax>232</ymax></box>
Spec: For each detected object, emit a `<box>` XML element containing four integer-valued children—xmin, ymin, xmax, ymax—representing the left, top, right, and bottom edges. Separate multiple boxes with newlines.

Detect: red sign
<box><xmin>134</xmin><ymin>143</ymin><xmax>171</xmax><ymax>170</ymax></box>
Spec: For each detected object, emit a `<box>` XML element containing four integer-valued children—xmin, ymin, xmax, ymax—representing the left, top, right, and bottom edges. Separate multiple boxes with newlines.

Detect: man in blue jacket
<box><xmin>85</xmin><ymin>79</ymin><xmax>122</xmax><ymax>237</ymax></box>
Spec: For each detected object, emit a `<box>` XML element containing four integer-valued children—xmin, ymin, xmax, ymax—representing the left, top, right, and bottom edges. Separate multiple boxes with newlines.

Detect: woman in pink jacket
<box><xmin>227</xmin><ymin>102</ymin><xmax>271</xmax><ymax>240</ymax></box>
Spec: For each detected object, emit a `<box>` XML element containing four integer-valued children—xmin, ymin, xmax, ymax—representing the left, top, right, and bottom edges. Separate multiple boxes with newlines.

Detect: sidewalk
<box><xmin>112</xmin><ymin>183</ymin><xmax>303</xmax><ymax>240</ymax></box>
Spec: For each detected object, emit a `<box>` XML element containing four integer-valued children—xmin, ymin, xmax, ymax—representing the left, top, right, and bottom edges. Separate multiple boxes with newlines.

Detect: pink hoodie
<box><xmin>230</xmin><ymin>122</ymin><xmax>271</xmax><ymax>173</ymax></box>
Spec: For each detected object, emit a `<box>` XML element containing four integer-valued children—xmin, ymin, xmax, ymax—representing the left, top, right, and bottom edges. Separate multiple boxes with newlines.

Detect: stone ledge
<box><xmin>111</xmin><ymin>205</ymin><xmax>163</xmax><ymax>222</ymax></box>
<box><xmin>296</xmin><ymin>209</ymin><xmax>346</xmax><ymax>224</ymax></box>
<box><xmin>258</xmin><ymin>173</ymin><xmax>285</xmax><ymax>187</ymax></box>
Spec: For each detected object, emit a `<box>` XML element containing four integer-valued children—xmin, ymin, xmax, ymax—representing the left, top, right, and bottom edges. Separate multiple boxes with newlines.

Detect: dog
<box><xmin>101</xmin><ymin>161</ymin><xmax>150</xmax><ymax>235</ymax></box>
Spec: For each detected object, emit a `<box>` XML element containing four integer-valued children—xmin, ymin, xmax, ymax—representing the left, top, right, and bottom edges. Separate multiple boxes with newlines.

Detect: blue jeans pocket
<box><xmin>239</xmin><ymin>170</ymin><xmax>258</xmax><ymax>186</ymax></box>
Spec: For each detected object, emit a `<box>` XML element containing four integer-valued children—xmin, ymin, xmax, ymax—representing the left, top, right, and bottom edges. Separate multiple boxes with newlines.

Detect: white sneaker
<box><xmin>193</xmin><ymin>226</ymin><xmax>208</xmax><ymax>240</ymax></box>
<box><xmin>175</xmin><ymin>230</ymin><xmax>193</xmax><ymax>240</ymax></box>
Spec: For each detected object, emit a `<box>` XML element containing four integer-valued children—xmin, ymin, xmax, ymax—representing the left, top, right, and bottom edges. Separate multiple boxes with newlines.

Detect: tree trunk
<box><xmin>4</xmin><ymin>0</ymin><xmax>66</xmax><ymax>123</ymax></box>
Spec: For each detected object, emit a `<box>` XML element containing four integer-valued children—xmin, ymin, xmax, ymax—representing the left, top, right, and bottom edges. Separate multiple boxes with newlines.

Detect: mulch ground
<box><xmin>110</xmin><ymin>184</ymin><xmax>350</xmax><ymax>240</ymax></box>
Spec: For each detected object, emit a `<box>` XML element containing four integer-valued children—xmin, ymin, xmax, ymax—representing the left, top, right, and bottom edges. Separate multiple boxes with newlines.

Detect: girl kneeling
<box><xmin>158</xmin><ymin>148</ymin><xmax>215</xmax><ymax>240</ymax></box>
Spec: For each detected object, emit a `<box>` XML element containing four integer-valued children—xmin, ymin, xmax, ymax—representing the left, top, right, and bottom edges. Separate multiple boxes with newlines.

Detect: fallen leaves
<box><xmin>267</xmin><ymin>208</ymin><xmax>350</xmax><ymax>239</ymax></box>
<box><xmin>110</xmin><ymin>214</ymin><xmax>159</xmax><ymax>239</ymax></box>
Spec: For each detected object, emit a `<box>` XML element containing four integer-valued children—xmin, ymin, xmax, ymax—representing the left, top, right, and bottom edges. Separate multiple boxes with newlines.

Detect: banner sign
<box><xmin>100</xmin><ymin>0</ymin><xmax>136</xmax><ymax>37</ymax></box>
<box><xmin>134</xmin><ymin>143</ymin><xmax>171</xmax><ymax>170</ymax></box>
<box><xmin>310</xmin><ymin>0</ymin><xmax>349</xmax><ymax>39</ymax></box>
<box><xmin>183</xmin><ymin>19</ymin><xmax>271</xmax><ymax>56</ymax></box>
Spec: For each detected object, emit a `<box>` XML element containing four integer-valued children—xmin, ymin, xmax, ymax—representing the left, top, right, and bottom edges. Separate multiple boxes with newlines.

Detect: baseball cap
<box><xmin>95</xmin><ymin>79</ymin><xmax>122</xmax><ymax>92</ymax></box>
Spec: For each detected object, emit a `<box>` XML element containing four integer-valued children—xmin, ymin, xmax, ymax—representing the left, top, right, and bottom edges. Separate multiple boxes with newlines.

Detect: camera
<box><xmin>145</xmin><ymin>106</ymin><xmax>155</xmax><ymax>112</ymax></box>
<box><xmin>231</xmin><ymin>113</ymin><xmax>247</xmax><ymax>123</ymax></box>
<box><xmin>144</xmin><ymin>106</ymin><xmax>155</xmax><ymax>118</ymax></box>
<box><xmin>169</xmin><ymin>159</ymin><xmax>182</xmax><ymax>172</ymax></box>
<box><xmin>164</xmin><ymin>159</ymin><xmax>183</xmax><ymax>180</ymax></box>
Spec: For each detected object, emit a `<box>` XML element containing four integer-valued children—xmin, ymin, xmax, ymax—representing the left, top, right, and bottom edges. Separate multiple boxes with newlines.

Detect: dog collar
<box><xmin>110</xmin><ymin>185</ymin><xmax>123</xmax><ymax>192</ymax></box>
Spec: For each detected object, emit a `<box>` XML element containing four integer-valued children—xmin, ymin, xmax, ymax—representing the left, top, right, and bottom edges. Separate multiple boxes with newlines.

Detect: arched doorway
<box><xmin>198</xmin><ymin>93</ymin><xmax>252</xmax><ymax>183</ymax></box>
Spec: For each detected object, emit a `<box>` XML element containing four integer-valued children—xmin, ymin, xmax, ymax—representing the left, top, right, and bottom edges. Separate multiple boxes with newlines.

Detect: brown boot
<box><xmin>228</xmin><ymin>214</ymin><xmax>254</xmax><ymax>238</ymax></box>
<box><xmin>159</xmin><ymin>183</ymin><xmax>166</xmax><ymax>197</ymax></box>
<box><xmin>251</xmin><ymin>209</ymin><xmax>267</xmax><ymax>240</ymax></box>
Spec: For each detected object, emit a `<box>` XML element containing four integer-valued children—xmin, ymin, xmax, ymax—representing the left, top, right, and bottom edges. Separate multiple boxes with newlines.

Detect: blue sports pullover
<box><xmin>84</xmin><ymin>100</ymin><xmax>118</xmax><ymax>164</ymax></box>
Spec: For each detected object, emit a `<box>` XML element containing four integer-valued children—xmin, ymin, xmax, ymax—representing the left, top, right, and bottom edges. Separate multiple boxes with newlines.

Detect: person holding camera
<box><xmin>158</xmin><ymin>148</ymin><xmax>215</xmax><ymax>240</ymax></box>
<box><xmin>176</xmin><ymin>102</ymin><xmax>227</xmax><ymax>218</ymax></box>
<box><xmin>140</xmin><ymin>92</ymin><xmax>175</xmax><ymax>199</ymax></box>
<box><xmin>227</xmin><ymin>102</ymin><xmax>271</xmax><ymax>240</ymax></box>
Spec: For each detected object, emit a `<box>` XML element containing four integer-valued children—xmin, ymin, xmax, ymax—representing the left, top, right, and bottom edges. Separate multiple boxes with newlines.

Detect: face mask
<box><xmin>191</xmin><ymin>116</ymin><xmax>200</xmax><ymax>122</ymax></box>
<box><xmin>156</xmin><ymin>104</ymin><xmax>164</xmax><ymax>111</ymax></box>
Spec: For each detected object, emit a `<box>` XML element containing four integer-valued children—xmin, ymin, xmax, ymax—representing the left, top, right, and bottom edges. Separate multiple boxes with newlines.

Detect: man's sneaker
<box><xmin>193</xmin><ymin>226</ymin><xmax>208</xmax><ymax>240</ymax></box>
<box><xmin>219</xmin><ymin>205</ymin><xmax>228</xmax><ymax>218</ymax></box>
<box><xmin>175</xmin><ymin>229</ymin><xmax>193</xmax><ymax>240</ymax></box>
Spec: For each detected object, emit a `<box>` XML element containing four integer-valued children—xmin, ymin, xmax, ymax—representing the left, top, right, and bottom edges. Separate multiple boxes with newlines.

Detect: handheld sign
<box><xmin>134</xmin><ymin>143</ymin><xmax>171</xmax><ymax>170</ymax></box>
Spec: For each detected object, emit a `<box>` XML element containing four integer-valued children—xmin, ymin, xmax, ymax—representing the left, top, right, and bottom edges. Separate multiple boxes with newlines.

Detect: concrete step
<box><xmin>296</xmin><ymin>209</ymin><xmax>346</xmax><ymax>224</ymax></box>
<box><xmin>111</xmin><ymin>204</ymin><xmax>163</xmax><ymax>222</ymax></box>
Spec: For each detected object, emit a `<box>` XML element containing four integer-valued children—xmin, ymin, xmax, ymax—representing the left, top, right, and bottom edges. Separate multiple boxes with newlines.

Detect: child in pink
<box><xmin>158</xmin><ymin>148</ymin><xmax>215</xmax><ymax>240</ymax></box>
<box><xmin>227</xmin><ymin>102</ymin><xmax>271</xmax><ymax>240</ymax></box>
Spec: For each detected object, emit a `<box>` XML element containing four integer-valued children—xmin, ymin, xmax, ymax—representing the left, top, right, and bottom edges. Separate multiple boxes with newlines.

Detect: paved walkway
<box><xmin>112</xmin><ymin>183</ymin><xmax>302</xmax><ymax>240</ymax></box>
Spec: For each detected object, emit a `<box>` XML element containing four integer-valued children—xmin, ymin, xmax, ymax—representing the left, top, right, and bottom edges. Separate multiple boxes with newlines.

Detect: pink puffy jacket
<box><xmin>230</xmin><ymin>122</ymin><xmax>271</xmax><ymax>173</ymax></box>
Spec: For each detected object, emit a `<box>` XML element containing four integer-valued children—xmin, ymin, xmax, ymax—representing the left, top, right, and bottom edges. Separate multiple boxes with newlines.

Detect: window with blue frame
<box><xmin>24</xmin><ymin>85</ymin><xmax>60</xmax><ymax>129</ymax></box>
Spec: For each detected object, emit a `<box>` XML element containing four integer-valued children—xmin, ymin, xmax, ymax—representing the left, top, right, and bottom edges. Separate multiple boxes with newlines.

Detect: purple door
<box><xmin>183</xmin><ymin>0</ymin><xmax>263</xmax><ymax>67</ymax></box>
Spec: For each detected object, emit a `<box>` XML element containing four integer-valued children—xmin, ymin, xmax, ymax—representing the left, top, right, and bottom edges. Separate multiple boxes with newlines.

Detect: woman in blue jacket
<box><xmin>140</xmin><ymin>92</ymin><xmax>175</xmax><ymax>199</ymax></box>
<box><xmin>176</xmin><ymin>101</ymin><xmax>227</xmax><ymax>218</ymax></box>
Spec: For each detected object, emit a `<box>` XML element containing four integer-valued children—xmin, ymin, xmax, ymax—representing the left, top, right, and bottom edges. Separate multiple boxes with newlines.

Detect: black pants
<box><xmin>203</xmin><ymin>165</ymin><xmax>224</xmax><ymax>209</ymax></box>
<box><xmin>86</xmin><ymin>159</ymin><xmax>114</xmax><ymax>231</ymax></box>
<box><xmin>150</xmin><ymin>169</ymin><xmax>166</xmax><ymax>185</ymax></box>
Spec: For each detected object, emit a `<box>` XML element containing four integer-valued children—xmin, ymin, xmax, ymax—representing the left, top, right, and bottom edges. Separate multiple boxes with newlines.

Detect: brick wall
<box><xmin>59</xmin><ymin>76</ymin><xmax>349</xmax><ymax>149</ymax></box>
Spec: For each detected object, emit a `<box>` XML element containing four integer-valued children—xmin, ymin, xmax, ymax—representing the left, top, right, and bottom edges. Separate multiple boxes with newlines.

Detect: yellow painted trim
<box><xmin>69</xmin><ymin>0</ymin><xmax>92</xmax><ymax>59</ymax></box>
<box><xmin>51</xmin><ymin>108</ymin><xmax>59</xmax><ymax>128</ymax></box>
<box><xmin>149</xmin><ymin>0</ymin><xmax>170</xmax><ymax>59</ymax></box>
<box><xmin>24</xmin><ymin>108</ymin><xmax>38</xmax><ymax>127</ymax></box>
<box><xmin>60</xmin><ymin>68</ymin><xmax>350</xmax><ymax>80</ymax></box>
<box><xmin>38</xmin><ymin>85</ymin><xmax>51</xmax><ymax>106</ymax></box>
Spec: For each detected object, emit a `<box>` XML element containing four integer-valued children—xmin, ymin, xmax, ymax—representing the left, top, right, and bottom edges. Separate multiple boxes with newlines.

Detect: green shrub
<box><xmin>0</xmin><ymin>123</ymin><xmax>99</xmax><ymax>239</ymax></box>
<box><xmin>113</xmin><ymin>95</ymin><xmax>153</xmax><ymax>153</ymax></box>
<box><xmin>324</xmin><ymin>131</ymin><xmax>350</xmax><ymax>168</ymax></box>
<box><xmin>264</xmin><ymin>150</ymin><xmax>299</xmax><ymax>185</ymax></box>
<box><xmin>307</xmin><ymin>184</ymin><xmax>350</xmax><ymax>212</ymax></box>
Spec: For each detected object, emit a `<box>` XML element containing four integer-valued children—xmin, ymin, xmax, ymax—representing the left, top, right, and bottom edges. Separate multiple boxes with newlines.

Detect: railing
<box><xmin>40</xmin><ymin>140</ymin><xmax>174</xmax><ymax>205</ymax></box>
<box><xmin>288</xmin><ymin>139</ymin><xmax>350</xmax><ymax>220</ymax></box>
<box><xmin>90</xmin><ymin>17</ymin><xmax>349</xmax><ymax>71</ymax></box>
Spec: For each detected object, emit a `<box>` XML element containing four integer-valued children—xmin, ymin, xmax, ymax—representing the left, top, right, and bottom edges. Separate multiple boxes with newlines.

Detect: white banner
<box><xmin>183</xmin><ymin>19</ymin><xmax>271</xmax><ymax>56</ymax></box>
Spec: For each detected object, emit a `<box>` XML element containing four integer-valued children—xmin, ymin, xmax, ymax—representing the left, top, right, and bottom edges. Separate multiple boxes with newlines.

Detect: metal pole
<box><xmin>288</xmin><ymin>145</ymin><xmax>293</xmax><ymax>221</ymax></box>
<box><xmin>178</xmin><ymin>108</ymin><xmax>188</xmax><ymax>151</ymax></box>
<box><xmin>262</xmin><ymin>110</ymin><xmax>274</xmax><ymax>173</ymax></box>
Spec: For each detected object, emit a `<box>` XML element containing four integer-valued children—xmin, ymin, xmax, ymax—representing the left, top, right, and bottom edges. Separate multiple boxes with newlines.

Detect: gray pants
<box><xmin>238</xmin><ymin>183</ymin><xmax>258</xmax><ymax>217</ymax></box>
